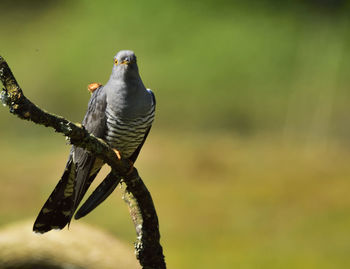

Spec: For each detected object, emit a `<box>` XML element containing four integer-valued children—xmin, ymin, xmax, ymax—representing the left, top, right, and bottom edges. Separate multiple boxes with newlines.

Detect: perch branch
<box><xmin>0</xmin><ymin>56</ymin><xmax>165</xmax><ymax>269</ymax></box>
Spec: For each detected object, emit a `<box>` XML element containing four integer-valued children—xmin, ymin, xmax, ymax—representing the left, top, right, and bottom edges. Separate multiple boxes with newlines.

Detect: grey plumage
<box><xmin>33</xmin><ymin>50</ymin><xmax>155</xmax><ymax>233</ymax></box>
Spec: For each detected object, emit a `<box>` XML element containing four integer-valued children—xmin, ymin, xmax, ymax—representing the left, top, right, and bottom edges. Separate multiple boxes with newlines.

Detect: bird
<box><xmin>33</xmin><ymin>50</ymin><xmax>156</xmax><ymax>233</ymax></box>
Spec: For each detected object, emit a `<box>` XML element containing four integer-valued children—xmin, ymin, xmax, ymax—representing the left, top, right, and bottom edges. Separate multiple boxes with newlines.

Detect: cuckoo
<box><xmin>33</xmin><ymin>50</ymin><xmax>156</xmax><ymax>233</ymax></box>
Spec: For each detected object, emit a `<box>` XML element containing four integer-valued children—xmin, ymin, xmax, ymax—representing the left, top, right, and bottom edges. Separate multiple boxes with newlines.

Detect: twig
<box><xmin>0</xmin><ymin>56</ymin><xmax>166</xmax><ymax>269</ymax></box>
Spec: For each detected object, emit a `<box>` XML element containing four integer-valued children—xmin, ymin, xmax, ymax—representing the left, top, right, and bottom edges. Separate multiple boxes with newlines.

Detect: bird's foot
<box><xmin>88</xmin><ymin>82</ymin><xmax>102</xmax><ymax>93</ymax></box>
<box><xmin>113</xmin><ymin>149</ymin><xmax>122</xmax><ymax>160</ymax></box>
<box><xmin>112</xmin><ymin>149</ymin><xmax>134</xmax><ymax>175</ymax></box>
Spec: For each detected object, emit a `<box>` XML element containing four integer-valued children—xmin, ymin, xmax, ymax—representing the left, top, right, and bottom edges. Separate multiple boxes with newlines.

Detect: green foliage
<box><xmin>1</xmin><ymin>1</ymin><xmax>350</xmax><ymax>138</ymax></box>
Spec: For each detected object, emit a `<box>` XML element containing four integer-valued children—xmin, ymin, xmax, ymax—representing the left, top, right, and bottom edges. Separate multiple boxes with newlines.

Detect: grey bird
<box><xmin>33</xmin><ymin>50</ymin><xmax>156</xmax><ymax>233</ymax></box>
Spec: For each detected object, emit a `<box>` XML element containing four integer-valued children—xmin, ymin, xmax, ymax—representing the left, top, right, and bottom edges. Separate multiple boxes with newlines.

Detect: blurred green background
<box><xmin>1</xmin><ymin>0</ymin><xmax>350</xmax><ymax>268</ymax></box>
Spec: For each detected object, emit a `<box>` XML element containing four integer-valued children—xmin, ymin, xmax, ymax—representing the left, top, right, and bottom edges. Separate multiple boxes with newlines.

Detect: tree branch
<box><xmin>0</xmin><ymin>56</ymin><xmax>166</xmax><ymax>269</ymax></box>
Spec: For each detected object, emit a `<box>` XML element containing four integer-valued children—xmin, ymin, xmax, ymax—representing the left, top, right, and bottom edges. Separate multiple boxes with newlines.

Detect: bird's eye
<box><xmin>114</xmin><ymin>59</ymin><xmax>118</xmax><ymax>65</ymax></box>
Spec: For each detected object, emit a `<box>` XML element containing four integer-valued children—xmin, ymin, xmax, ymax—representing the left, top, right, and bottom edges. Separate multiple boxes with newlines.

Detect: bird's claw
<box><xmin>113</xmin><ymin>149</ymin><xmax>122</xmax><ymax>160</ymax></box>
<box><xmin>113</xmin><ymin>149</ymin><xmax>133</xmax><ymax>175</ymax></box>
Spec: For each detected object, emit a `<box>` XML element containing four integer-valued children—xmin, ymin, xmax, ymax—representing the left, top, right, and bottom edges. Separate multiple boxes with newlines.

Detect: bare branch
<box><xmin>0</xmin><ymin>56</ymin><xmax>166</xmax><ymax>269</ymax></box>
<box><xmin>121</xmin><ymin>169</ymin><xmax>165</xmax><ymax>268</ymax></box>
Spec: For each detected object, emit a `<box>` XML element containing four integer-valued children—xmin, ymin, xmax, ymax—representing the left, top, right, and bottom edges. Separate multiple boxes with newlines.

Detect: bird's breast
<box><xmin>104</xmin><ymin>106</ymin><xmax>155</xmax><ymax>158</ymax></box>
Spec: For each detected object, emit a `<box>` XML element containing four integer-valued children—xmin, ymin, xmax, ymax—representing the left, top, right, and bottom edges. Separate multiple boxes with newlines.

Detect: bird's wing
<box><xmin>33</xmin><ymin>85</ymin><xmax>107</xmax><ymax>233</ymax></box>
<box><xmin>129</xmin><ymin>89</ymin><xmax>156</xmax><ymax>162</ymax></box>
<box><xmin>75</xmin><ymin>89</ymin><xmax>156</xmax><ymax>219</ymax></box>
<box><xmin>72</xmin><ymin>85</ymin><xmax>107</xmax><ymax>210</ymax></box>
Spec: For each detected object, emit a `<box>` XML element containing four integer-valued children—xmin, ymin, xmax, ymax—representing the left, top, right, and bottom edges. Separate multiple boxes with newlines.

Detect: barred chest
<box><xmin>104</xmin><ymin>106</ymin><xmax>155</xmax><ymax>159</ymax></box>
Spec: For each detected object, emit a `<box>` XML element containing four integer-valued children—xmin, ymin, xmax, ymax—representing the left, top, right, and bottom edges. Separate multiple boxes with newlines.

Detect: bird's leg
<box><xmin>113</xmin><ymin>149</ymin><xmax>122</xmax><ymax>160</ymax></box>
<box><xmin>113</xmin><ymin>149</ymin><xmax>134</xmax><ymax>174</ymax></box>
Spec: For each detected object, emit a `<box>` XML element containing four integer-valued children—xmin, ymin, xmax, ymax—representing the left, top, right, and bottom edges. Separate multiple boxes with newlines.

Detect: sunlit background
<box><xmin>1</xmin><ymin>0</ymin><xmax>350</xmax><ymax>268</ymax></box>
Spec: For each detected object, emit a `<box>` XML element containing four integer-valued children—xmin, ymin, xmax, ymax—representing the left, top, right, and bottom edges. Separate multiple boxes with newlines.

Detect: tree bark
<box><xmin>0</xmin><ymin>56</ymin><xmax>166</xmax><ymax>269</ymax></box>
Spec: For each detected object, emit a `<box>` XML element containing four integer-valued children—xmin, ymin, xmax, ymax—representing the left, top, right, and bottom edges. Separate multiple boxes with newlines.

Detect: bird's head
<box><xmin>112</xmin><ymin>50</ymin><xmax>138</xmax><ymax>78</ymax></box>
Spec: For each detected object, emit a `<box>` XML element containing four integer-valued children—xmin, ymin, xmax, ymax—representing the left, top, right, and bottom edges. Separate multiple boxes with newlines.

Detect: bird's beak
<box><xmin>121</xmin><ymin>59</ymin><xmax>131</xmax><ymax>65</ymax></box>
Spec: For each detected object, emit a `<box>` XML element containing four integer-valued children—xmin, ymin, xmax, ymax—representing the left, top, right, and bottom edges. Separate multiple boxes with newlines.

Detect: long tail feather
<box><xmin>33</xmin><ymin>159</ymin><xmax>76</xmax><ymax>233</ymax></box>
<box><xmin>75</xmin><ymin>173</ymin><xmax>122</xmax><ymax>220</ymax></box>
<box><xmin>33</xmin><ymin>157</ymin><xmax>102</xmax><ymax>233</ymax></box>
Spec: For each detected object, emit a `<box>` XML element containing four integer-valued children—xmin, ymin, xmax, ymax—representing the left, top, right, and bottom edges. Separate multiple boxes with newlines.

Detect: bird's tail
<box><xmin>75</xmin><ymin>173</ymin><xmax>122</xmax><ymax>220</ymax></box>
<box><xmin>33</xmin><ymin>159</ymin><xmax>77</xmax><ymax>233</ymax></box>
